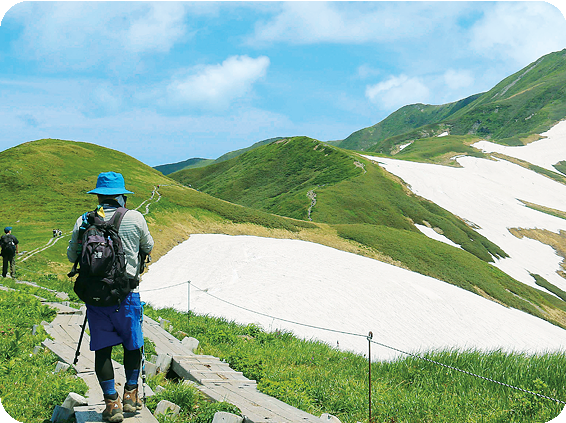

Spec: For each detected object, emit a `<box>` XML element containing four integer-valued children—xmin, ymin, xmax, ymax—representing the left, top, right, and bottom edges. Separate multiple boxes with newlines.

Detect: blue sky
<box><xmin>0</xmin><ymin>1</ymin><xmax>565</xmax><ymax>166</ymax></box>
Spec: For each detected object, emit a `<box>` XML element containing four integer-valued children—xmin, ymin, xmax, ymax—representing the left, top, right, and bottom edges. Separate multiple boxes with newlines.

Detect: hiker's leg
<box><xmin>123</xmin><ymin>347</ymin><xmax>142</xmax><ymax>389</ymax></box>
<box><xmin>2</xmin><ymin>257</ymin><xmax>7</xmax><ymax>277</ymax></box>
<box><xmin>95</xmin><ymin>346</ymin><xmax>117</xmax><ymax>399</ymax></box>
<box><xmin>122</xmin><ymin>346</ymin><xmax>143</xmax><ymax>412</ymax></box>
<box><xmin>9</xmin><ymin>256</ymin><xmax>15</xmax><ymax>277</ymax></box>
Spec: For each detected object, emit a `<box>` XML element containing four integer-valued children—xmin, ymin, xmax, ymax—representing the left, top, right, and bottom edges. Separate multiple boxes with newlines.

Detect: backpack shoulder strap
<box><xmin>108</xmin><ymin>207</ymin><xmax>128</xmax><ymax>232</ymax></box>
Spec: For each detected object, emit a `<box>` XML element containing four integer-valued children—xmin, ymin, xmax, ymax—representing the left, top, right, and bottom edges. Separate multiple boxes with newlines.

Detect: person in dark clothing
<box><xmin>1</xmin><ymin>227</ymin><xmax>19</xmax><ymax>278</ymax></box>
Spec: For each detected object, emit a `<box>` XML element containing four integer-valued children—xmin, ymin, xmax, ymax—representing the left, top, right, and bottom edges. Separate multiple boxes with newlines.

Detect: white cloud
<box><xmin>443</xmin><ymin>69</ymin><xmax>474</xmax><ymax>91</ymax></box>
<box><xmin>167</xmin><ymin>55</ymin><xmax>270</xmax><ymax>111</ymax></box>
<box><xmin>248</xmin><ymin>2</ymin><xmax>462</xmax><ymax>45</ymax></box>
<box><xmin>469</xmin><ymin>2</ymin><xmax>566</xmax><ymax>65</ymax></box>
<box><xmin>366</xmin><ymin>75</ymin><xmax>430</xmax><ymax>110</ymax></box>
<box><xmin>122</xmin><ymin>3</ymin><xmax>187</xmax><ymax>53</ymax></box>
<box><xmin>9</xmin><ymin>2</ymin><xmax>190</xmax><ymax>69</ymax></box>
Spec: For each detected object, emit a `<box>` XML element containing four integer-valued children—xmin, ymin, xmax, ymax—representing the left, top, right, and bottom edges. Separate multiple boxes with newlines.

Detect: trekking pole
<box><xmin>73</xmin><ymin>313</ymin><xmax>88</xmax><ymax>366</ymax></box>
<box><xmin>140</xmin><ymin>301</ymin><xmax>147</xmax><ymax>405</ymax></box>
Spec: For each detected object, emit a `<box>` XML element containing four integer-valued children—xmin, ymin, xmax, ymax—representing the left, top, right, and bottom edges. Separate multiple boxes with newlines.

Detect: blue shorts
<box><xmin>87</xmin><ymin>292</ymin><xmax>144</xmax><ymax>351</ymax></box>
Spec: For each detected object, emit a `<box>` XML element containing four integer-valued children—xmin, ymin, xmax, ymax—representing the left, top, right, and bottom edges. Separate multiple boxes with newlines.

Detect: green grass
<box><xmin>532</xmin><ymin>274</ymin><xmax>566</xmax><ymax>302</ymax></box>
<box><xmin>144</xmin><ymin>305</ymin><xmax>566</xmax><ymax>423</ymax></box>
<box><xmin>0</xmin><ymin>289</ymin><xmax>88</xmax><ymax>423</ymax></box>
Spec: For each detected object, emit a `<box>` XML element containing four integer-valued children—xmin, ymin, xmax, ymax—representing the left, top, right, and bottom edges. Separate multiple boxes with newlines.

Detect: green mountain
<box><xmin>168</xmin><ymin>136</ymin><xmax>566</xmax><ymax>327</ymax></box>
<box><xmin>154</xmin><ymin>137</ymin><xmax>286</xmax><ymax>175</ymax></box>
<box><xmin>154</xmin><ymin>157</ymin><xmax>214</xmax><ymax>175</ymax></box>
<box><xmin>340</xmin><ymin>94</ymin><xmax>481</xmax><ymax>152</ymax></box>
<box><xmin>0</xmin><ymin>139</ymin><xmax>314</xmax><ymax>275</ymax></box>
<box><xmin>340</xmin><ymin>49</ymin><xmax>566</xmax><ymax>156</ymax></box>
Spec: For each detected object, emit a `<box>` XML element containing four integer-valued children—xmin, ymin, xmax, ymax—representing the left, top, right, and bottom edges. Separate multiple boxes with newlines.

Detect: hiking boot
<box><xmin>102</xmin><ymin>396</ymin><xmax>123</xmax><ymax>422</ymax></box>
<box><xmin>123</xmin><ymin>386</ymin><xmax>142</xmax><ymax>412</ymax></box>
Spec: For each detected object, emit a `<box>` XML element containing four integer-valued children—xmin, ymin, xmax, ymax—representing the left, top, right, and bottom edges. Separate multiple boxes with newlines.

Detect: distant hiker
<box><xmin>67</xmin><ymin>172</ymin><xmax>154</xmax><ymax>422</ymax></box>
<box><xmin>57</xmin><ymin>229</ymin><xmax>62</xmax><ymax>237</ymax></box>
<box><xmin>1</xmin><ymin>227</ymin><xmax>18</xmax><ymax>278</ymax></box>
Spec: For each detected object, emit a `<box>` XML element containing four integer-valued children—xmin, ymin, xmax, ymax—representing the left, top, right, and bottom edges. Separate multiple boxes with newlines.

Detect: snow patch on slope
<box><xmin>141</xmin><ymin>234</ymin><xmax>565</xmax><ymax>361</ymax></box>
<box><xmin>472</xmin><ymin>120</ymin><xmax>566</xmax><ymax>173</ymax></box>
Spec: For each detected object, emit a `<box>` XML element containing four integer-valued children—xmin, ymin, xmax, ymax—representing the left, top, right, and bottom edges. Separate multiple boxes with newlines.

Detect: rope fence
<box><xmin>138</xmin><ymin>279</ymin><xmax>566</xmax><ymax>409</ymax></box>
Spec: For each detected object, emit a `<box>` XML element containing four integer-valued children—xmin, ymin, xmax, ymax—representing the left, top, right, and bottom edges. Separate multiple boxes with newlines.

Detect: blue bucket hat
<box><xmin>87</xmin><ymin>172</ymin><xmax>134</xmax><ymax>195</ymax></box>
<box><xmin>4</xmin><ymin>227</ymin><xmax>11</xmax><ymax>234</ymax></box>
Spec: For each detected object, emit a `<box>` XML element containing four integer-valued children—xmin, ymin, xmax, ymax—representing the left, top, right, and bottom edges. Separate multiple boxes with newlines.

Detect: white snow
<box><xmin>398</xmin><ymin>141</ymin><xmax>412</xmax><ymax>151</ymax></box>
<box><xmin>414</xmin><ymin>224</ymin><xmax>462</xmax><ymax>249</ymax></box>
<box><xmin>140</xmin><ymin>119</ymin><xmax>566</xmax><ymax>373</ymax></box>
<box><xmin>362</xmin><ymin>126</ymin><xmax>566</xmax><ymax>295</ymax></box>
<box><xmin>141</xmin><ymin>234</ymin><xmax>566</xmax><ymax>362</ymax></box>
<box><xmin>472</xmin><ymin>120</ymin><xmax>566</xmax><ymax>173</ymax></box>
<box><xmin>438</xmin><ymin>131</ymin><xmax>449</xmax><ymax>137</ymax></box>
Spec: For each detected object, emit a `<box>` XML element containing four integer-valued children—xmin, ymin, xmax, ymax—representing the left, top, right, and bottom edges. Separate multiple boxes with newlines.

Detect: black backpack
<box><xmin>69</xmin><ymin>206</ymin><xmax>131</xmax><ymax>307</ymax></box>
<box><xmin>0</xmin><ymin>235</ymin><xmax>16</xmax><ymax>257</ymax></box>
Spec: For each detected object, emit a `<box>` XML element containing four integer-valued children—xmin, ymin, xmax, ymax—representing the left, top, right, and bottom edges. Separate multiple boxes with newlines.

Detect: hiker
<box><xmin>67</xmin><ymin>172</ymin><xmax>154</xmax><ymax>423</ymax></box>
<box><xmin>1</xmin><ymin>227</ymin><xmax>18</xmax><ymax>278</ymax></box>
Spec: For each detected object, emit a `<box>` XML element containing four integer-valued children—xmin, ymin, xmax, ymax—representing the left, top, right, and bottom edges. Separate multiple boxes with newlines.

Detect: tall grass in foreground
<box><xmin>0</xmin><ymin>290</ymin><xmax>88</xmax><ymax>423</ymax></box>
<box><xmin>146</xmin><ymin>305</ymin><xmax>566</xmax><ymax>423</ymax></box>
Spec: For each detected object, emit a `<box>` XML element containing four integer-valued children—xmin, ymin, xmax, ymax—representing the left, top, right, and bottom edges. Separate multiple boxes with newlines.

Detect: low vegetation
<box><xmin>145</xmin><ymin>305</ymin><xmax>566</xmax><ymax>423</ymax></box>
<box><xmin>0</xmin><ymin>289</ymin><xmax>87</xmax><ymax>422</ymax></box>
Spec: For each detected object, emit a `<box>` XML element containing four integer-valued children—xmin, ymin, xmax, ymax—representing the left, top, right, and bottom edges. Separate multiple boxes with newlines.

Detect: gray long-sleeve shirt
<box><xmin>67</xmin><ymin>205</ymin><xmax>154</xmax><ymax>282</ymax></box>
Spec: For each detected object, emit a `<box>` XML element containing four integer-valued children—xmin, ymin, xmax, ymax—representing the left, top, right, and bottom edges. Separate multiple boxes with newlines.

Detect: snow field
<box><xmin>141</xmin><ymin>234</ymin><xmax>566</xmax><ymax>362</ymax></box>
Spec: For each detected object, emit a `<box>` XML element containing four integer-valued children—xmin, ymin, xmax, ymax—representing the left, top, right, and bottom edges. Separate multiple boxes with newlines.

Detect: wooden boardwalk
<box><xmin>142</xmin><ymin>316</ymin><xmax>321</xmax><ymax>423</ymax></box>
<box><xmin>41</xmin><ymin>307</ymin><xmax>322</xmax><ymax>423</ymax></box>
<box><xmin>41</xmin><ymin>305</ymin><xmax>158</xmax><ymax>423</ymax></box>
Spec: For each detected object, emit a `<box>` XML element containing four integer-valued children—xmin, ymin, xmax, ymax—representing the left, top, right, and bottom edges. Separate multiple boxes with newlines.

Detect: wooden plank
<box><xmin>42</xmin><ymin>338</ymin><xmax>95</xmax><ymax>373</ymax></box>
<box><xmin>142</xmin><ymin>322</ymin><xmax>189</xmax><ymax>357</ymax></box>
<box><xmin>198</xmin><ymin>383</ymin><xmax>320</xmax><ymax>422</ymax></box>
<box><xmin>42</xmin><ymin>301</ymin><xmax>81</xmax><ymax>314</ymax></box>
<box><xmin>75</xmin><ymin>404</ymin><xmax>158</xmax><ymax>423</ymax></box>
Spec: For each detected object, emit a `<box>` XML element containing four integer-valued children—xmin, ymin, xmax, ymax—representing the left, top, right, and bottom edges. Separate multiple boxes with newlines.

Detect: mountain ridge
<box><xmin>340</xmin><ymin>49</ymin><xmax>566</xmax><ymax>155</ymax></box>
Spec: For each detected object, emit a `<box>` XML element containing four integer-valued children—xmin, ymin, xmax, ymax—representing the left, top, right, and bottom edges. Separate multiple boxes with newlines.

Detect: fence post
<box><xmin>187</xmin><ymin>280</ymin><xmax>191</xmax><ymax>326</ymax></box>
<box><xmin>368</xmin><ymin>331</ymin><xmax>373</xmax><ymax>423</ymax></box>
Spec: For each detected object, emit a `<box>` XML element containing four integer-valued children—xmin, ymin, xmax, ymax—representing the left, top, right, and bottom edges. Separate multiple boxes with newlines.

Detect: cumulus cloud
<box><xmin>9</xmin><ymin>2</ymin><xmax>189</xmax><ymax>69</ymax></box>
<box><xmin>167</xmin><ymin>55</ymin><xmax>270</xmax><ymax>111</ymax></box>
<box><xmin>248</xmin><ymin>2</ymin><xmax>463</xmax><ymax>45</ymax></box>
<box><xmin>366</xmin><ymin>75</ymin><xmax>430</xmax><ymax>110</ymax></box>
<box><xmin>469</xmin><ymin>2</ymin><xmax>566</xmax><ymax>65</ymax></box>
<box><xmin>443</xmin><ymin>69</ymin><xmax>474</xmax><ymax>91</ymax></box>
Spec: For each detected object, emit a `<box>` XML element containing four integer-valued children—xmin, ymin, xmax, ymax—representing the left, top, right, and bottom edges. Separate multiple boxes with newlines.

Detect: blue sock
<box><xmin>100</xmin><ymin>379</ymin><xmax>117</xmax><ymax>398</ymax></box>
<box><xmin>125</xmin><ymin>369</ymin><xmax>140</xmax><ymax>387</ymax></box>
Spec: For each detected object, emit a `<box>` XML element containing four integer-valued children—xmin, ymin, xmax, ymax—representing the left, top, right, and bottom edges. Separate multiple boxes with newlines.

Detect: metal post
<box><xmin>368</xmin><ymin>331</ymin><xmax>373</xmax><ymax>423</ymax></box>
<box><xmin>187</xmin><ymin>280</ymin><xmax>191</xmax><ymax>326</ymax></box>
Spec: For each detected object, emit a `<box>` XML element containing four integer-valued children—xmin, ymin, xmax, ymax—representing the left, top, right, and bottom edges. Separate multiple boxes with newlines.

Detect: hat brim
<box><xmin>87</xmin><ymin>188</ymin><xmax>134</xmax><ymax>195</ymax></box>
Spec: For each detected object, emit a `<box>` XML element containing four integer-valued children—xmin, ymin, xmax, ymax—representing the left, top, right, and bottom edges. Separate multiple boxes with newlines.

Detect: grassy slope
<box><xmin>170</xmin><ymin>137</ymin><xmax>362</xmax><ymax>220</ymax></box>
<box><xmin>2</xmin><ymin>140</ymin><xmax>566</xmax><ymax>422</ymax></box>
<box><xmin>339</xmin><ymin>93</ymin><xmax>481</xmax><ymax>152</ymax></box>
<box><xmin>341</xmin><ymin>49</ymin><xmax>566</xmax><ymax>162</ymax></box>
<box><xmin>0</xmin><ymin>139</ymin><xmax>316</xmax><ymax>284</ymax></box>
